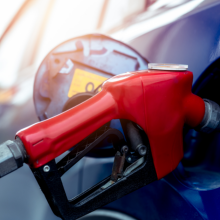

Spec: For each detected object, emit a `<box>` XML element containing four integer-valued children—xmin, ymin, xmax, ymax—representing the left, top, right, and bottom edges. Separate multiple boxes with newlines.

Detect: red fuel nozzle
<box><xmin>16</xmin><ymin>69</ymin><xmax>205</xmax><ymax>179</ymax></box>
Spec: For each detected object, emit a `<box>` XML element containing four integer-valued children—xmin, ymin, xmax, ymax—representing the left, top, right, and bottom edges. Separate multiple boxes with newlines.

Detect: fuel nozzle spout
<box><xmin>0</xmin><ymin>137</ymin><xmax>27</xmax><ymax>178</ymax></box>
<box><xmin>197</xmin><ymin>99</ymin><xmax>220</xmax><ymax>133</ymax></box>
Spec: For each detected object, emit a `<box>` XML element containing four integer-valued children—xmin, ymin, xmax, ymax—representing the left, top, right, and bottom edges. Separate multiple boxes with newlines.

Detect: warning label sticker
<box><xmin>68</xmin><ymin>68</ymin><xmax>108</xmax><ymax>97</ymax></box>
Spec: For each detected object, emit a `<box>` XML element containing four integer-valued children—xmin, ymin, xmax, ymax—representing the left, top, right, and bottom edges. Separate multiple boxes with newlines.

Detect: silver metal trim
<box><xmin>79</xmin><ymin>209</ymin><xmax>137</xmax><ymax>220</ymax></box>
<box><xmin>148</xmin><ymin>63</ymin><xmax>188</xmax><ymax>71</ymax></box>
<box><xmin>43</xmin><ymin>165</ymin><xmax>50</xmax><ymax>172</ymax></box>
<box><xmin>123</xmin><ymin>157</ymin><xmax>144</xmax><ymax>176</ymax></box>
<box><xmin>101</xmin><ymin>180</ymin><xmax>115</xmax><ymax>190</ymax></box>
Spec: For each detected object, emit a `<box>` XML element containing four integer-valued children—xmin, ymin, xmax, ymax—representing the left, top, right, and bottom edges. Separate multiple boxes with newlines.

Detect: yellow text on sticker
<box><xmin>68</xmin><ymin>68</ymin><xmax>108</xmax><ymax>98</ymax></box>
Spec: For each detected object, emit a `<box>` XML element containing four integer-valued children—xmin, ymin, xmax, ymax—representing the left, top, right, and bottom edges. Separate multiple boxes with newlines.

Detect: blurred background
<box><xmin>0</xmin><ymin>0</ymin><xmax>217</xmax><ymax>219</ymax></box>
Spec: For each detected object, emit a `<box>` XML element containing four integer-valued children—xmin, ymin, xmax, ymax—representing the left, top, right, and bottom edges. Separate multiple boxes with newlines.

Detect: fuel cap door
<box><xmin>34</xmin><ymin>34</ymin><xmax>148</xmax><ymax>121</ymax></box>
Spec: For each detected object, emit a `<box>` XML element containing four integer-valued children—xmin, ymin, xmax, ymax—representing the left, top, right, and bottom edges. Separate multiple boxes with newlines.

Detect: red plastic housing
<box><xmin>16</xmin><ymin>70</ymin><xmax>205</xmax><ymax>179</ymax></box>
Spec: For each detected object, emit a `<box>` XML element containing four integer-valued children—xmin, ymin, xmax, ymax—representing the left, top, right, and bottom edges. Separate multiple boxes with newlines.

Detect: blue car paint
<box><xmin>129</xmin><ymin>1</ymin><xmax>220</xmax><ymax>84</ymax></box>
